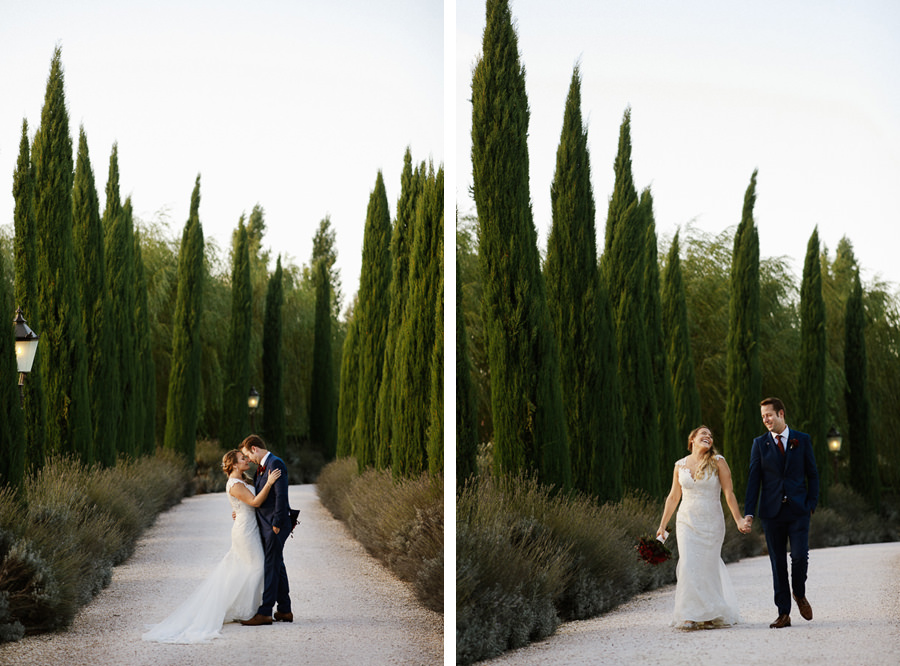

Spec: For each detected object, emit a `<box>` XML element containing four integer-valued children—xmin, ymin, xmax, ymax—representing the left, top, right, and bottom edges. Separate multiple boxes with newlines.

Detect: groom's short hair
<box><xmin>760</xmin><ymin>397</ymin><xmax>785</xmax><ymax>414</ymax></box>
<box><xmin>240</xmin><ymin>434</ymin><xmax>266</xmax><ymax>453</ymax></box>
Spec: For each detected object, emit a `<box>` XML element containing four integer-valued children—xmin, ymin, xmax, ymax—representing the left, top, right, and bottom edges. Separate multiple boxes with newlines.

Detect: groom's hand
<box><xmin>272</xmin><ymin>526</ymin><xmax>280</xmax><ymax>535</ymax></box>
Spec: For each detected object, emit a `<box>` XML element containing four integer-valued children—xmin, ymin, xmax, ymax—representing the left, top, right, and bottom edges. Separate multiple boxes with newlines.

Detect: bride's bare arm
<box><xmin>228</xmin><ymin>469</ymin><xmax>282</xmax><ymax>508</ymax></box>
<box><xmin>716</xmin><ymin>457</ymin><xmax>745</xmax><ymax>528</ymax></box>
<box><xmin>657</xmin><ymin>465</ymin><xmax>682</xmax><ymax>539</ymax></box>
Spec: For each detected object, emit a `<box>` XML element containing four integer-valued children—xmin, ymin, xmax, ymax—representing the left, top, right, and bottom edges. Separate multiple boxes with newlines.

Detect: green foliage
<box><xmin>12</xmin><ymin>118</ymin><xmax>46</xmax><ymax>472</ymax></box>
<box><xmin>456</xmin><ymin>252</ymin><xmax>479</xmax><ymax>485</ymax></box>
<box><xmin>221</xmin><ymin>218</ymin><xmax>252</xmax><ymax>449</ymax></box>
<box><xmin>393</xmin><ymin>165</ymin><xmax>443</xmax><ymax>478</ymax></box>
<box><xmin>428</xmin><ymin>226</ymin><xmax>444</xmax><ymax>478</ymax></box>
<box><xmin>798</xmin><ymin>228</ymin><xmax>830</xmax><ymax>501</ymax></box>
<box><xmin>724</xmin><ymin>170</ymin><xmax>761</xmax><ymax>497</ymax></box>
<box><xmin>262</xmin><ymin>256</ymin><xmax>286</xmax><ymax>449</ymax></box>
<box><xmin>73</xmin><ymin>128</ymin><xmax>117</xmax><ymax>466</ymax></box>
<box><xmin>317</xmin><ymin>459</ymin><xmax>443</xmax><ymax>613</ymax></box>
<box><xmin>133</xmin><ymin>232</ymin><xmax>156</xmax><ymax>455</ymax></box>
<box><xmin>471</xmin><ymin>0</ymin><xmax>570</xmax><ymax>488</ymax></box>
<box><xmin>336</xmin><ymin>304</ymin><xmax>360</xmax><ymax>459</ymax></box>
<box><xmin>310</xmin><ymin>258</ymin><xmax>337</xmax><ymax>457</ymax></box>
<box><xmin>351</xmin><ymin>173</ymin><xmax>393</xmax><ymax>470</ymax></box>
<box><xmin>164</xmin><ymin>176</ymin><xmax>205</xmax><ymax>462</ymax></box>
<box><xmin>661</xmin><ymin>230</ymin><xmax>702</xmax><ymax>455</ymax></box>
<box><xmin>0</xmin><ymin>255</ymin><xmax>25</xmax><ymax>488</ymax></box>
<box><xmin>32</xmin><ymin>47</ymin><xmax>93</xmax><ymax>464</ymax></box>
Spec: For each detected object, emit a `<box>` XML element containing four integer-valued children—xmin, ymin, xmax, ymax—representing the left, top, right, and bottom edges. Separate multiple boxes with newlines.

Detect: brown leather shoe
<box><xmin>274</xmin><ymin>611</ymin><xmax>293</xmax><ymax>623</ymax></box>
<box><xmin>793</xmin><ymin>594</ymin><xmax>813</xmax><ymax>621</ymax></box>
<box><xmin>769</xmin><ymin>614</ymin><xmax>791</xmax><ymax>629</ymax></box>
<box><xmin>240</xmin><ymin>614</ymin><xmax>273</xmax><ymax>626</ymax></box>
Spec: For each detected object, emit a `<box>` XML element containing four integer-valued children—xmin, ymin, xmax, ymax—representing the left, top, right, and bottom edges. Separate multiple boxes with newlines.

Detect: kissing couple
<box><xmin>143</xmin><ymin>434</ymin><xmax>298</xmax><ymax>643</ymax></box>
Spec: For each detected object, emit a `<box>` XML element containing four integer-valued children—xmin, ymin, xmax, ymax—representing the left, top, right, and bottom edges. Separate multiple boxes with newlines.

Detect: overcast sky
<box><xmin>1</xmin><ymin>0</ymin><xmax>443</xmax><ymax>310</ymax></box>
<box><xmin>457</xmin><ymin>0</ymin><xmax>900</xmax><ymax>289</ymax></box>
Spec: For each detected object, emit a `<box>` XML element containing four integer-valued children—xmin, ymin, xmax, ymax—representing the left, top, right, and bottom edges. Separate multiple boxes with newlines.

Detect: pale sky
<box><xmin>1</xmin><ymin>0</ymin><xmax>444</xmax><ymax>310</ymax></box>
<box><xmin>457</xmin><ymin>0</ymin><xmax>900</xmax><ymax>289</ymax></box>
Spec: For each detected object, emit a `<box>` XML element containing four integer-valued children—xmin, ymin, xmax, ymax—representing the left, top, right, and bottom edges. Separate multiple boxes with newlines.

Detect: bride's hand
<box><xmin>656</xmin><ymin>526</ymin><xmax>667</xmax><ymax>540</ymax></box>
<box><xmin>265</xmin><ymin>468</ymin><xmax>282</xmax><ymax>486</ymax></box>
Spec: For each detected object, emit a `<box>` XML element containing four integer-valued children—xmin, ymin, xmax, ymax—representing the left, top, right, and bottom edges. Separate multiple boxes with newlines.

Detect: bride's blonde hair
<box><xmin>687</xmin><ymin>425</ymin><xmax>719</xmax><ymax>479</ymax></box>
<box><xmin>221</xmin><ymin>449</ymin><xmax>241</xmax><ymax>476</ymax></box>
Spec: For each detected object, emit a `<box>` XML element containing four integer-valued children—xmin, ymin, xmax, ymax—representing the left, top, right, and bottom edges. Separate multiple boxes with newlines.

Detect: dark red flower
<box><xmin>789</xmin><ymin>438</ymin><xmax>799</xmax><ymax>450</ymax></box>
<box><xmin>636</xmin><ymin>536</ymin><xmax>672</xmax><ymax>565</ymax></box>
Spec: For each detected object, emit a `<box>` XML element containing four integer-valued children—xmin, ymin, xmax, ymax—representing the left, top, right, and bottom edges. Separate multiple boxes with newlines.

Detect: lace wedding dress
<box><xmin>671</xmin><ymin>455</ymin><xmax>741</xmax><ymax>629</ymax></box>
<box><xmin>142</xmin><ymin>478</ymin><xmax>264</xmax><ymax>643</ymax></box>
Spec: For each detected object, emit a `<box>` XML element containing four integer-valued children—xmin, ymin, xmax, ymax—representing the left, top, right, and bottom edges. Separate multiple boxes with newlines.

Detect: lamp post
<box><xmin>827</xmin><ymin>426</ymin><xmax>842</xmax><ymax>485</ymax></box>
<box><xmin>248</xmin><ymin>386</ymin><xmax>260</xmax><ymax>432</ymax></box>
<box><xmin>13</xmin><ymin>307</ymin><xmax>39</xmax><ymax>406</ymax></box>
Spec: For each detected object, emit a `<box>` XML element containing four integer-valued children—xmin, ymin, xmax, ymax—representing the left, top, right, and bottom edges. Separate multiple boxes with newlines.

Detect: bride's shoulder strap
<box><xmin>675</xmin><ymin>457</ymin><xmax>687</xmax><ymax>468</ymax></box>
<box><xmin>714</xmin><ymin>454</ymin><xmax>725</xmax><ymax>462</ymax></box>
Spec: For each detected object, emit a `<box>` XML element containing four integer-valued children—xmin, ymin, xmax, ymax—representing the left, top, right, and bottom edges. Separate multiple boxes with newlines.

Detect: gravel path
<box><xmin>485</xmin><ymin>541</ymin><xmax>900</xmax><ymax>665</ymax></box>
<box><xmin>0</xmin><ymin>484</ymin><xmax>443</xmax><ymax>666</ymax></box>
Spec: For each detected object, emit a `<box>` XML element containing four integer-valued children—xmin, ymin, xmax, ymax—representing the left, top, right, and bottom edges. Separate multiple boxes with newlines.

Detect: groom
<box><xmin>239</xmin><ymin>434</ymin><xmax>293</xmax><ymax>626</ymax></box>
<box><xmin>743</xmin><ymin>397</ymin><xmax>819</xmax><ymax>629</ymax></box>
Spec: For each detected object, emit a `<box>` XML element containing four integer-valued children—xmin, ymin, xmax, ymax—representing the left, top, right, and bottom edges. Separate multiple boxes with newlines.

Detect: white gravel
<box><xmin>0</xmin><ymin>484</ymin><xmax>443</xmax><ymax>666</ymax></box>
<box><xmin>485</xmin><ymin>541</ymin><xmax>900</xmax><ymax>665</ymax></box>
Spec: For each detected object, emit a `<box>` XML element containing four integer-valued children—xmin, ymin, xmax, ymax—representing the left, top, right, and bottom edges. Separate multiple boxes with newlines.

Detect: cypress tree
<box><xmin>456</xmin><ymin>253</ymin><xmax>479</xmax><ymax>485</ymax></box>
<box><xmin>724</xmin><ymin>170</ymin><xmax>761</xmax><ymax>496</ymax></box>
<box><xmin>375</xmin><ymin>150</ymin><xmax>422</xmax><ymax>469</ymax></box>
<box><xmin>545</xmin><ymin>67</ymin><xmax>622</xmax><ymax>498</ymax></box>
<box><xmin>72</xmin><ymin>126</ymin><xmax>116</xmax><ymax>466</ymax></box>
<box><xmin>12</xmin><ymin>118</ymin><xmax>47</xmax><ymax>471</ymax></box>
<box><xmin>845</xmin><ymin>271</ymin><xmax>879</xmax><ymax>508</ymax></box>
<box><xmin>262</xmin><ymin>256</ymin><xmax>285</xmax><ymax>449</ymax></box>
<box><xmin>336</xmin><ymin>302</ymin><xmax>360</xmax><ymax>459</ymax></box>
<box><xmin>639</xmin><ymin>190</ymin><xmax>680</xmax><ymax>483</ymax></box>
<box><xmin>32</xmin><ymin>47</ymin><xmax>93</xmax><ymax>463</ymax></box>
<box><xmin>164</xmin><ymin>175</ymin><xmax>205</xmax><ymax>462</ymax></box>
<box><xmin>471</xmin><ymin>0</ymin><xmax>571</xmax><ymax>487</ymax></box>
<box><xmin>133</xmin><ymin>231</ymin><xmax>156</xmax><ymax>454</ymax></box>
<box><xmin>662</xmin><ymin>230</ymin><xmax>702</xmax><ymax>451</ymax></box>
<box><xmin>603</xmin><ymin>112</ymin><xmax>659</xmax><ymax>497</ymax></box>
<box><xmin>798</xmin><ymin>227</ymin><xmax>829</xmax><ymax>502</ymax></box>
<box><xmin>427</xmin><ymin>224</ymin><xmax>444</xmax><ymax>478</ymax></box>
<box><xmin>310</xmin><ymin>258</ymin><xmax>337</xmax><ymax>458</ymax></box>
<box><xmin>1</xmin><ymin>258</ymin><xmax>25</xmax><ymax>487</ymax></box>
<box><xmin>351</xmin><ymin>172</ymin><xmax>392</xmax><ymax>470</ymax></box>
<box><xmin>392</xmin><ymin>165</ymin><xmax>443</xmax><ymax>477</ymax></box>
<box><xmin>106</xmin><ymin>196</ymin><xmax>138</xmax><ymax>457</ymax></box>
<box><xmin>100</xmin><ymin>144</ymin><xmax>123</xmax><ymax>455</ymax></box>
<box><xmin>221</xmin><ymin>218</ymin><xmax>252</xmax><ymax>448</ymax></box>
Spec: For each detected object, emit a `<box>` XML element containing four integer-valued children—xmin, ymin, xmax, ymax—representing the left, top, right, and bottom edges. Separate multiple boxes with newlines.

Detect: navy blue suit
<box><xmin>744</xmin><ymin>428</ymin><xmax>819</xmax><ymax>615</ymax></box>
<box><xmin>254</xmin><ymin>453</ymin><xmax>292</xmax><ymax>617</ymax></box>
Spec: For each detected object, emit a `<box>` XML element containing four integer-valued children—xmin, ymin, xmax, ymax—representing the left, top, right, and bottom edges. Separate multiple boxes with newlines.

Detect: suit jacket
<box><xmin>744</xmin><ymin>428</ymin><xmax>819</xmax><ymax>520</ymax></box>
<box><xmin>254</xmin><ymin>453</ymin><xmax>292</xmax><ymax>535</ymax></box>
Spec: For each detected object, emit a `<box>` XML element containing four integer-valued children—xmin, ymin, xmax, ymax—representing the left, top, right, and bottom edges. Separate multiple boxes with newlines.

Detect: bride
<box><xmin>657</xmin><ymin>426</ymin><xmax>743</xmax><ymax>630</ymax></box>
<box><xmin>142</xmin><ymin>450</ymin><xmax>281</xmax><ymax>643</ymax></box>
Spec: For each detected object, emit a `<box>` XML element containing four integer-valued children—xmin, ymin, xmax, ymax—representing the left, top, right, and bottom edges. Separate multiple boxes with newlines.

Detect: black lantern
<box><xmin>827</xmin><ymin>426</ymin><xmax>842</xmax><ymax>484</ymax></box>
<box><xmin>14</xmin><ymin>307</ymin><xmax>39</xmax><ymax>403</ymax></box>
<box><xmin>248</xmin><ymin>386</ymin><xmax>260</xmax><ymax>430</ymax></box>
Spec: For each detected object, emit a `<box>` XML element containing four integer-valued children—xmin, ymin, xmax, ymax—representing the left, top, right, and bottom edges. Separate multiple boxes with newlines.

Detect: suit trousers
<box><xmin>762</xmin><ymin>503</ymin><xmax>810</xmax><ymax>615</ymax></box>
<box><xmin>258</xmin><ymin>526</ymin><xmax>291</xmax><ymax>616</ymax></box>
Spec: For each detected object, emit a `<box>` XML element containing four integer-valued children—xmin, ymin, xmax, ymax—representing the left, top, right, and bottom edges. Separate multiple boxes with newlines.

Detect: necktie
<box><xmin>776</xmin><ymin>435</ymin><xmax>785</xmax><ymax>455</ymax></box>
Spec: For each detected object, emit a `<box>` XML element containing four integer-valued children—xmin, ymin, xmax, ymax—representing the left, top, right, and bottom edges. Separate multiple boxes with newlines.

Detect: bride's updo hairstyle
<box><xmin>687</xmin><ymin>425</ymin><xmax>720</xmax><ymax>479</ymax></box>
<box><xmin>222</xmin><ymin>449</ymin><xmax>242</xmax><ymax>476</ymax></box>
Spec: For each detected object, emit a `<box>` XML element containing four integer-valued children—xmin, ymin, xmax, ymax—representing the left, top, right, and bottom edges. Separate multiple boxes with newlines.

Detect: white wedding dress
<box><xmin>142</xmin><ymin>478</ymin><xmax>264</xmax><ymax>643</ymax></box>
<box><xmin>671</xmin><ymin>455</ymin><xmax>741</xmax><ymax>629</ymax></box>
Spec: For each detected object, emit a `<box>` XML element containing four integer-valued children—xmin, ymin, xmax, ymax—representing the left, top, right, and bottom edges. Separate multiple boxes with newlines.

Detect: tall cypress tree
<box><xmin>724</xmin><ymin>170</ymin><xmax>761</xmax><ymax>495</ymax></box>
<box><xmin>32</xmin><ymin>47</ymin><xmax>93</xmax><ymax>463</ymax></box>
<box><xmin>100</xmin><ymin>144</ymin><xmax>123</xmax><ymax>454</ymax></box>
<box><xmin>164</xmin><ymin>175</ymin><xmax>205</xmax><ymax>462</ymax></box>
<box><xmin>603</xmin><ymin>114</ymin><xmax>659</xmax><ymax>497</ymax></box>
<box><xmin>336</xmin><ymin>302</ymin><xmax>360</xmax><ymax>459</ymax></box>
<box><xmin>133</xmin><ymin>230</ymin><xmax>156</xmax><ymax>454</ymax></box>
<box><xmin>427</xmin><ymin>222</ymin><xmax>444</xmax><ymax>478</ymax></box>
<box><xmin>0</xmin><ymin>257</ymin><xmax>25</xmax><ymax>487</ymax></box>
<box><xmin>375</xmin><ymin>150</ymin><xmax>422</xmax><ymax>469</ymax></box>
<box><xmin>221</xmin><ymin>218</ymin><xmax>252</xmax><ymax>448</ymax></box>
<box><xmin>471</xmin><ymin>0</ymin><xmax>570</xmax><ymax>487</ymax></box>
<box><xmin>351</xmin><ymin>172</ymin><xmax>392</xmax><ymax>470</ymax></box>
<box><xmin>545</xmin><ymin>67</ymin><xmax>621</xmax><ymax>498</ymax></box>
<box><xmin>639</xmin><ymin>190</ymin><xmax>680</xmax><ymax>483</ymax></box>
<box><xmin>106</xmin><ymin>196</ymin><xmax>138</xmax><ymax>457</ymax></box>
<box><xmin>262</xmin><ymin>256</ymin><xmax>285</xmax><ymax>449</ymax></box>
<box><xmin>392</xmin><ymin>165</ymin><xmax>443</xmax><ymax>477</ymax></box>
<box><xmin>72</xmin><ymin>126</ymin><xmax>116</xmax><ymax>466</ymax></box>
<box><xmin>310</xmin><ymin>258</ymin><xmax>337</xmax><ymax>458</ymax></box>
<box><xmin>662</xmin><ymin>230</ymin><xmax>702</xmax><ymax>451</ymax></box>
<box><xmin>456</xmin><ymin>253</ymin><xmax>479</xmax><ymax>485</ymax></box>
<box><xmin>13</xmin><ymin>118</ymin><xmax>47</xmax><ymax>471</ymax></box>
<box><xmin>798</xmin><ymin>227</ymin><xmax>829</xmax><ymax>502</ymax></box>
<box><xmin>845</xmin><ymin>271</ymin><xmax>879</xmax><ymax>508</ymax></box>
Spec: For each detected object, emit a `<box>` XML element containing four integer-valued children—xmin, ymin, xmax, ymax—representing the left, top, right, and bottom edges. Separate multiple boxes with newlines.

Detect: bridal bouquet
<box><xmin>636</xmin><ymin>535</ymin><xmax>672</xmax><ymax>565</ymax></box>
